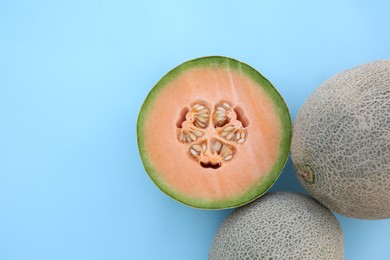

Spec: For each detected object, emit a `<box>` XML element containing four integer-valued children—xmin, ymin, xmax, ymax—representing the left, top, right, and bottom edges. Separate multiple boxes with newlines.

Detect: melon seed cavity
<box><xmin>176</xmin><ymin>100</ymin><xmax>248</xmax><ymax>169</ymax></box>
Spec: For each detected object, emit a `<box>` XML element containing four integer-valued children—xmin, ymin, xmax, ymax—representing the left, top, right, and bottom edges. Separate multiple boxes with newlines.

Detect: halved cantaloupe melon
<box><xmin>137</xmin><ymin>56</ymin><xmax>291</xmax><ymax>209</ymax></box>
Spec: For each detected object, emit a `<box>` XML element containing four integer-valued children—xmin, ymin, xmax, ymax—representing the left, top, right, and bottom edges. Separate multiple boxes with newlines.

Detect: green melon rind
<box><xmin>137</xmin><ymin>56</ymin><xmax>291</xmax><ymax>209</ymax></box>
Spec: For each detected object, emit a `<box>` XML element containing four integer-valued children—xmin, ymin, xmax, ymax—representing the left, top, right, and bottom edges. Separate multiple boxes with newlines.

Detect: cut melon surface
<box><xmin>137</xmin><ymin>56</ymin><xmax>291</xmax><ymax>209</ymax></box>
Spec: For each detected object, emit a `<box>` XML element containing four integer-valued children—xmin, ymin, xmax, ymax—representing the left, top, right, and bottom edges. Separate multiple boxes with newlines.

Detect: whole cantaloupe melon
<box><xmin>138</xmin><ymin>57</ymin><xmax>291</xmax><ymax>209</ymax></box>
<box><xmin>209</xmin><ymin>192</ymin><xmax>344</xmax><ymax>260</ymax></box>
<box><xmin>291</xmin><ymin>60</ymin><xmax>390</xmax><ymax>219</ymax></box>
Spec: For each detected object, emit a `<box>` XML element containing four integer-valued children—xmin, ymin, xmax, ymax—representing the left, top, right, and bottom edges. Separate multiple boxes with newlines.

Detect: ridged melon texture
<box><xmin>209</xmin><ymin>192</ymin><xmax>344</xmax><ymax>260</ymax></box>
<box><xmin>291</xmin><ymin>60</ymin><xmax>390</xmax><ymax>219</ymax></box>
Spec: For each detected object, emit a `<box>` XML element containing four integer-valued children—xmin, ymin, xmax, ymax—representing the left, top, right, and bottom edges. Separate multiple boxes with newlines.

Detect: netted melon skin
<box><xmin>209</xmin><ymin>192</ymin><xmax>343</xmax><ymax>260</ymax></box>
<box><xmin>291</xmin><ymin>60</ymin><xmax>390</xmax><ymax>219</ymax></box>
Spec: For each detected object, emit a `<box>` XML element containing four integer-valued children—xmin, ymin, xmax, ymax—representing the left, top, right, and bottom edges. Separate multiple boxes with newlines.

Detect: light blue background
<box><xmin>1</xmin><ymin>1</ymin><xmax>389</xmax><ymax>259</ymax></box>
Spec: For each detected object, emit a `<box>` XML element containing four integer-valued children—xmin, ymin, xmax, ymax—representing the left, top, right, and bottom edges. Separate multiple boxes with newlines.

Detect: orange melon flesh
<box><xmin>137</xmin><ymin>57</ymin><xmax>291</xmax><ymax>209</ymax></box>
